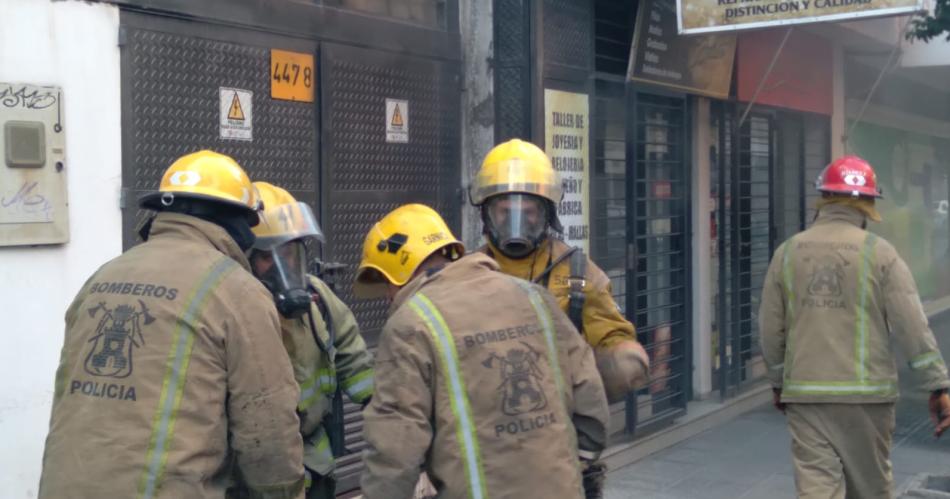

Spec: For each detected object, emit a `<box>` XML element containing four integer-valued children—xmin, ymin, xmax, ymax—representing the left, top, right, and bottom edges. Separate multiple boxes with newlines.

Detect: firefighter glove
<box><xmin>594</xmin><ymin>340</ymin><xmax>650</xmax><ymax>404</ymax></box>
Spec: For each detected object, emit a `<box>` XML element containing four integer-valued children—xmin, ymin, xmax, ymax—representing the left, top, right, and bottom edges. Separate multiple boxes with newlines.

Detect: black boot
<box><xmin>582</xmin><ymin>460</ymin><xmax>607</xmax><ymax>499</ymax></box>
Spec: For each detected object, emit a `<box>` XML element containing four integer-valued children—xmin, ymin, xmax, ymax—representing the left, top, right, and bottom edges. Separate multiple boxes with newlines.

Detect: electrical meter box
<box><xmin>0</xmin><ymin>83</ymin><xmax>69</xmax><ymax>246</ymax></box>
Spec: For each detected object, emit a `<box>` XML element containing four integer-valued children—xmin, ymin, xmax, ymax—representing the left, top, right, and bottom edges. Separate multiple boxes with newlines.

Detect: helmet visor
<box><xmin>253</xmin><ymin>201</ymin><xmax>325</xmax><ymax>250</ymax></box>
<box><xmin>470</xmin><ymin>159</ymin><xmax>564</xmax><ymax>205</ymax></box>
<box><xmin>251</xmin><ymin>239</ymin><xmax>309</xmax><ymax>294</ymax></box>
<box><xmin>486</xmin><ymin>193</ymin><xmax>548</xmax><ymax>247</ymax></box>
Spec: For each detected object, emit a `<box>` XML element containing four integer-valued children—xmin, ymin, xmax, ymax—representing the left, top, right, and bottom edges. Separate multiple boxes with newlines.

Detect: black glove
<box><xmin>773</xmin><ymin>388</ymin><xmax>786</xmax><ymax>414</ymax></box>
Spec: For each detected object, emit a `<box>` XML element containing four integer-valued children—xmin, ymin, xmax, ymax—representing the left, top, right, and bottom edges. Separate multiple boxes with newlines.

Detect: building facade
<box><xmin>1</xmin><ymin>0</ymin><xmax>948</xmax><ymax>497</ymax></box>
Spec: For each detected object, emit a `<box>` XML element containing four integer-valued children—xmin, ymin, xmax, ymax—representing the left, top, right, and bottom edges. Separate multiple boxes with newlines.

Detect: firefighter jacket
<box><xmin>281</xmin><ymin>275</ymin><xmax>374</xmax><ymax>477</ymax></box>
<box><xmin>39</xmin><ymin>212</ymin><xmax>305</xmax><ymax>499</ymax></box>
<box><xmin>760</xmin><ymin>203</ymin><xmax>950</xmax><ymax>404</ymax></box>
<box><xmin>481</xmin><ymin>238</ymin><xmax>636</xmax><ymax>348</ymax></box>
<box><xmin>360</xmin><ymin>253</ymin><xmax>609</xmax><ymax>499</ymax></box>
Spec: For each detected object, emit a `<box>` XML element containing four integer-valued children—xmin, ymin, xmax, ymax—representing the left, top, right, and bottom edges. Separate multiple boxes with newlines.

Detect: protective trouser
<box><xmin>786</xmin><ymin>403</ymin><xmax>895</xmax><ymax>499</ymax></box>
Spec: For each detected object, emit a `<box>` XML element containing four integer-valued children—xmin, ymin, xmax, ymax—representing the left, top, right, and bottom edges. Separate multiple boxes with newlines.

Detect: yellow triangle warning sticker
<box><xmin>390</xmin><ymin>104</ymin><xmax>404</xmax><ymax>127</ymax></box>
<box><xmin>228</xmin><ymin>93</ymin><xmax>245</xmax><ymax>121</ymax></box>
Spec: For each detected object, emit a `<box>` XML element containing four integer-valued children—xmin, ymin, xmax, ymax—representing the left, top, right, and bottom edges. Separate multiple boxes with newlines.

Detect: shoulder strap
<box><xmin>532</xmin><ymin>245</ymin><xmax>579</xmax><ymax>285</ymax></box>
<box><xmin>306</xmin><ymin>283</ymin><xmax>336</xmax><ymax>358</ymax></box>
<box><xmin>567</xmin><ymin>248</ymin><xmax>587</xmax><ymax>333</ymax></box>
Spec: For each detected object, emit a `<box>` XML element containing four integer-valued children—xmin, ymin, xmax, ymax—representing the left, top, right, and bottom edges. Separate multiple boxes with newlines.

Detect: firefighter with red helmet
<box><xmin>760</xmin><ymin>155</ymin><xmax>950</xmax><ymax>498</ymax></box>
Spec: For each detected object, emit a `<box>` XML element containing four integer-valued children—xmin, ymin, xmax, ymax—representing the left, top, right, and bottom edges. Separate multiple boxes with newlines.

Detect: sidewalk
<box><xmin>605</xmin><ymin>314</ymin><xmax>950</xmax><ymax>499</ymax></box>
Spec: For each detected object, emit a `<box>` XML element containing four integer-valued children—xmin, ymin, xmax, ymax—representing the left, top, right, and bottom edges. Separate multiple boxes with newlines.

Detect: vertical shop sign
<box><xmin>545</xmin><ymin>89</ymin><xmax>590</xmax><ymax>253</ymax></box>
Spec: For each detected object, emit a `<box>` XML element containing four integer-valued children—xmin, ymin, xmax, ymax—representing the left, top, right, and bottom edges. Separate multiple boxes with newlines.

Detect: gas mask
<box><xmin>484</xmin><ymin>193</ymin><xmax>549</xmax><ymax>259</ymax></box>
<box><xmin>251</xmin><ymin>240</ymin><xmax>312</xmax><ymax>319</ymax></box>
<box><xmin>250</xmin><ymin>200</ymin><xmax>325</xmax><ymax>319</ymax></box>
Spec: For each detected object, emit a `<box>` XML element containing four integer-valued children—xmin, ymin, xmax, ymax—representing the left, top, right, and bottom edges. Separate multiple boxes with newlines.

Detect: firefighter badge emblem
<box><xmin>83</xmin><ymin>299</ymin><xmax>155</xmax><ymax>378</ymax></box>
<box><xmin>483</xmin><ymin>342</ymin><xmax>548</xmax><ymax>416</ymax></box>
<box><xmin>807</xmin><ymin>258</ymin><xmax>845</xmax><ymax>297</ymax></box>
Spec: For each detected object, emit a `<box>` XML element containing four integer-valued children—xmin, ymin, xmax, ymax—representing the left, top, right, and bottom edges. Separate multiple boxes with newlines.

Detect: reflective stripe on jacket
<box><xmin>281</xmin><ymin>275</ymin><xmax>373</xmax><ymax>476</ymax></box>
<box><xmin>760</xmin><ymin>204</ymin><xmax>950</xmax><ymax>404</ymax></box>
<box><xmin>360</xmin><ymin>253</ymin><xmax>608</xmax><ymax>499</ymax></box>
<box><xmin>40</xmin><ymin>213</ymin><xmax>304</xmax><ymax>499</ymax></box>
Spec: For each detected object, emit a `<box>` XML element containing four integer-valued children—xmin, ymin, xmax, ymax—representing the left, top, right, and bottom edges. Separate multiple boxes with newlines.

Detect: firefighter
<box><xmin>355</xmin><ymin>204</ymin><xmax>609</xmax><ymax>499</ymax></box>
<box><xmin>760</xmin><ymin>155</ymin><xmax>950</xmax><ymax>499</ymax></box>
<box><xmin>470</xmin><ymin>138</ymin><xmax>650</xmax><ymax>497</ymax></box>
<box><xmin>38</xmin><ymin>151</ymin><xmax>304</xmax><ymax>499</ymax></box>
<box><xmin>248</xmin><ymin>182</ymin><xmax>374</xmax><ymax>499</ymax></box>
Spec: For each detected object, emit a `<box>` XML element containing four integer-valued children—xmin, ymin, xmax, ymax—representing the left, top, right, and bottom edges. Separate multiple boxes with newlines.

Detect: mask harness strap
<box><xmin>530</xmin><ymin>244</ymin><xmax>587</xmax><ymax>333</ymax></box>
<box><xmin>305</xmin><ymin>290</ymin><xmax>348</xmax><ymax>459</ymax></box>
<box><xmin>567</xmin><ymin>249</ymin><xmax>587</xmax><ymax>333</ymax></box>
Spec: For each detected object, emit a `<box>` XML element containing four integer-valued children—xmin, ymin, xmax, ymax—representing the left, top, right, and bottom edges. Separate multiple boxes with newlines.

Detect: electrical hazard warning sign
<box><xmin>220</xmin><ymin>87</ymin><xmax>252</xmax><ymax>141</ymax></box>
<box><xmin>385</xmin><ymin>98</ymin><xmax>409</xmax><ymax>143</ymax></box>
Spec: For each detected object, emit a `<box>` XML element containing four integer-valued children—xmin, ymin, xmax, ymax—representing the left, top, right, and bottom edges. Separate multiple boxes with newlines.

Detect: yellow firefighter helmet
<box><xmin>470</xmin><ymin>138</ymin><xmax>563</xmax><ymax>206</ymax></box>
<box><xmin>354</xmin><ymin>204</ymin><xmax>464</xmax><ymax>298</ymax></box>
<box><xmin>139</xmin><ymin>150</ymin><xmax>261</xmax><ymax>221</ymax></box>
<box><xmin>250</xmin><ymin>182</ymin><xmax>325</xmax><ymax>250</ymax></box>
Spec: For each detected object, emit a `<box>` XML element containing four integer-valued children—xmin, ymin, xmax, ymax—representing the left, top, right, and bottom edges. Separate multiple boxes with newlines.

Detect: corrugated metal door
<box><xmin>121</xmin><ymin>14</ymin><xmax>461</xmax><ymax>497</ymax></box>
<box><xmin>319</xmin><ymin>42</ymin><xmax>461</xmax><ymax>493</ymax></box>
<box><xmin>119</xmin><ymin>14</ymin><xmax>319</xmax><ymax>248</ymax></box>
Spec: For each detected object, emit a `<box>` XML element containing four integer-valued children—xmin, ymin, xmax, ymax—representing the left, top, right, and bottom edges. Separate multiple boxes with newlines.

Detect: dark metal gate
<box><xmin>719</xmin><ymin>110</ymin><xmax>773</xmax><ymax>396</ymax></box>
<box><xmin>713</xmin><ymin>102</ymin><xmax>830</xmax><ymax>397</ymax></box>
<box><xmin>119</xmin><ymin>14</ymin><xmax>320</xmax><ymax>247</ymax></box>
<box><xmin>625</xmin><ymin>90</ymin><xmax>691</xmax><ymax>433</ymax></box>
<box><xmin>319</xmin><ymin>43</ymin><xmax>461</xmax><ymax>490</ymax></box>
<box><xmin>120</xmin><ymin>10</ymin><xmax>461</xmax><ymax>496</ymax></box>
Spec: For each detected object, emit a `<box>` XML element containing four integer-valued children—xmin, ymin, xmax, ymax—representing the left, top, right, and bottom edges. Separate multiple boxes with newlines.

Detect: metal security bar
<box><xmin>714</xmin><ymin>103</ymin><xmax>831</xmax><ymax>398</ymax></box>
<box><xmin>626</xmin><ymin>91</ymin><xmax>691</xmax><ymax>433</ymax></box>
<box><xmin>714</xmin><ymin>103</ymin><xmax>772</xmax><ymax>397</ymax></box>
<box><xmin>591</xmin><ymin>78</ymin><xmax>629</xmax><ymax>314</ymax></box>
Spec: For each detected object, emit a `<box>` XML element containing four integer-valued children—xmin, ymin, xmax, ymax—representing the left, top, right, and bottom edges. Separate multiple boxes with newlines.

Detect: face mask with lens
<box><xmin>253</xmin><ymin>240</ymin><xmax>312</xmax><ymax>319</ymax></box>
<box><xmin>250</xmin><ymin>201</ymin><xmax>325</xmax><ymax>319</ymax></box>
<box><xmin>484</xmin><ymin>193</ymin><xmax>549</xmax><ymax>259</ymax></box>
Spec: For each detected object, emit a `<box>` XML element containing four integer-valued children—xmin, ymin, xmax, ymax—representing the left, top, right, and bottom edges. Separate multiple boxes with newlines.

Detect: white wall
<box><xmin>0</xmin><ymin>1</ymin><xmax>122</xmax><ymax>496</ymax></box>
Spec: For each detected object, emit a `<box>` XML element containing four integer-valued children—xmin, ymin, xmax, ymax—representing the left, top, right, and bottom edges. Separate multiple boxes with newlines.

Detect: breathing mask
<box><xmin>250</xmin><ymin>201</ymin><xmax>324</xmax><ymax>319</ymax></box>
<box><xmin>251</xmin><ymin>241</ymin><xmax>312</xmax><ymax>318</ymax></box>
<box><xmin>484</xmin><ymin>193</ymin><xmax>549</xmax><ymax>259</ymax></box>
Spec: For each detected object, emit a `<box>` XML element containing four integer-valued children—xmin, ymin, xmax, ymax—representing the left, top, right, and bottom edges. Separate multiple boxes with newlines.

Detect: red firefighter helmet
<box><xmin>815</xmin><ymin>155</ymin><xmax>882</xmax><ymax>198</ymax></box>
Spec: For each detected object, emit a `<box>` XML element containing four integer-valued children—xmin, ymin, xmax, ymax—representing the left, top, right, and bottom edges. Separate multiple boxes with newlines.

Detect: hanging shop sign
<box><xmin>629</xmin><ymin>0</ymin><xmax>736</xmax><ymax>99</ymax></box>
<box><xmin>678</xmin><ymin>0</ymin><xmax>923</xmax><ymax>34</ymax></box>
<box><xmin>544</xmin><ymin>89</ymin><xmax>590</xmax><ymax>253</ymax></box>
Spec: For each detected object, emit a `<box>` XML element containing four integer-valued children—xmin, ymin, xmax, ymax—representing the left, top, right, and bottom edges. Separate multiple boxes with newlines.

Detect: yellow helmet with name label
<box><xmin>354</xmin><ymin>204</ymin><xmax>464</xmax><ymax>298</ymax></box>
